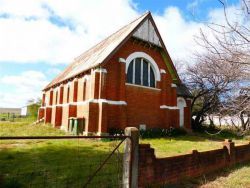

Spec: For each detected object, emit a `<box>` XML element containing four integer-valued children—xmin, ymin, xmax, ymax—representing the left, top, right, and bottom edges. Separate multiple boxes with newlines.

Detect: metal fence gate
<box><xmin>0</xmin><ymin>135</ymin><xmax>132</xmax><ymax>188</ymax></box>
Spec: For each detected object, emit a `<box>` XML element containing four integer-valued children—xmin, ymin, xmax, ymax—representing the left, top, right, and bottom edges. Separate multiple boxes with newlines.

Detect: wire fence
<box><xmin>0</xmin><ymin>136</ymin><xmax>131</xmax><ymax>188</ymax></box>
<box><xmin>0</xmin><ymin>113</ymin><xmax>35</xmax><ymax>122</ymax></box>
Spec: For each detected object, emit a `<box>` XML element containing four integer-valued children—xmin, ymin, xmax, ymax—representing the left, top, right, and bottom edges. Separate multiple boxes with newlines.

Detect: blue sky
<box><xmin>135</xmin><ymin>0</ymin><xmax>239</xmax><ymax>18</ymax></box>
<box><xmin>0</xmin><ymin>0</ymin><xmax>241</xmax><ymax>107</ymax></box>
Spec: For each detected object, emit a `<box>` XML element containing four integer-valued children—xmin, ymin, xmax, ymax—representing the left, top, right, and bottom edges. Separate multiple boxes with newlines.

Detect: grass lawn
<box><xmin>0</xmin><ymin>139</ymin><xmax>123</xmax><ymax>187</ymax></box>
<box><xmin>141</xmin><ymin>137</ymin><xmax>222</xmax><ymax>158</ymax></box>
<box><xmin>0</xmin><ymin>120</ymin><xmax>125</xmax><ymax>187</ymax></box>
<box><xmin>176</xmin><ymin>162</ymin><xmax>250</xmax><ymax>188</ymax></box>
<box><xmin>141</xmin><ymin>135</ymin><xmax>249</xmax><ymax>158</ymax></box>
<box><xmin>0</xmin><ymin>119</ymin><xmax>66</xmax><ymax>136</ymax></box>
<box><xmin>0</xmin><ymin>119</ymin><xmax>249</xmax><ymax>187</ymax></box>
<box><xmin>201</xmin><ymin>162</ymin><xmax>250</xmax><ymax>188</ymax></box>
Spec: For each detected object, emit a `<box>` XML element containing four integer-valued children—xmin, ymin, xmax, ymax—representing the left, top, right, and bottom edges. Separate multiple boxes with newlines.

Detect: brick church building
<box><xmin>38</xmin><ymin>12</ymin><xmax>192</xmax><ymax>134</ymax></box>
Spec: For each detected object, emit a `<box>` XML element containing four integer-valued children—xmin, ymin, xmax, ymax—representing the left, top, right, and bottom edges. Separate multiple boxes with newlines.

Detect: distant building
<box><xmin>38</xmin><ymin>12</ymin><xmax>192</xmax><ymax>134</ymax></box>
<box><xmin>0</xmin><ymin>108</ymin><xmax>21</xmax><ymax>115</ymax></box>
<box><xmin>21</xmin><ymin>103</ymin><xmax>40</xmax><ymax>117</ymax></box>
<box><xmin>204</xmin><ymin>115</ymin><xmax>249</xmax><ymax>127</ymax></box>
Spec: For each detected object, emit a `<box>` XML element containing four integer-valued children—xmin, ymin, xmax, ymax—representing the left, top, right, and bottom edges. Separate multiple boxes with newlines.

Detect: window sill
<box><xmin>125</xmin><ymin>83</ymin><xmax>161</xmax><ymax>91</ymax></box>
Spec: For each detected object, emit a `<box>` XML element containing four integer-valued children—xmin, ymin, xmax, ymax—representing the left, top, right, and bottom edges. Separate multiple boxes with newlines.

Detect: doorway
<box><xmin>177</xmin><ymin>97</ymin><xmax>186</xmax><ymax>127</ymax></box>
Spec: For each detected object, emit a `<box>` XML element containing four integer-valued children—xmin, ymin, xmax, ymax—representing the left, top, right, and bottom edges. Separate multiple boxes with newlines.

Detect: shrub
<box><xmin>140</xmin><ymin>127</ymin><xmax>187</xmax><ymax>139</ymax></box>
<box><xmin>108</xmin><ymin>127</ymin><xmax>187</xmax><ymax>138</ymax></box>
<box><xmin>195</xmin><ymin>124</ymin><xmax>245</xmax><ymax>140</ymax></box>
<box><xmin>108</xmin><ymin>128</ymin><xmax>124</xmax><ymax>136</ymax></box>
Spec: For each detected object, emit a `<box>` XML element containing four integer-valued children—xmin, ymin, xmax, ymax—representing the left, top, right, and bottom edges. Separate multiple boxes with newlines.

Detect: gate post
<box><xmin>123</xmin><ymin>127</ymin><xmax>139</xmax><ymax>188</ymax></box>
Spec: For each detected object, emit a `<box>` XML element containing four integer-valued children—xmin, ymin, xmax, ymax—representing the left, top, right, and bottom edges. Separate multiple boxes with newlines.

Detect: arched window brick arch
<box><xmin>125</xmin><ymin>52</ymin><xmax>161</xmax><ymax>88</ymax></box>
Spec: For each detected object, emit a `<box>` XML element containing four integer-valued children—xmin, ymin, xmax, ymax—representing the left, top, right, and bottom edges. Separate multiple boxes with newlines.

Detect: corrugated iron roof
<box><xmin>176</xmin><ymin>84</ymin><xmax>193</xmax><ymax>98</ymax></box>
<box><xmin>44</xmin><ymin>12</ymin><xmax>150</xmax><ymax>90</ymax></box>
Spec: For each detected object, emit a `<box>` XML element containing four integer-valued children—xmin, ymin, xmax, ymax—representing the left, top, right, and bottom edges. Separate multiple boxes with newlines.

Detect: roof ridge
<box><xmin>44</xmin><ymin>11</ymin><xmax>151</xmax><ymax>90</ymax></box>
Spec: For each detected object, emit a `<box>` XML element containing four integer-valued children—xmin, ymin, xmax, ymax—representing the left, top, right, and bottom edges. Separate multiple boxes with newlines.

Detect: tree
<box><xmin>220</xmin><ymin>87</ymin><xmax>250</xmax><ymax>132</ymax></box>
<box><xmin>26</xmin><ymin>98</ymin><xmax>41</xmax><ymax>118</ymax></box>
<box><xmin>186</xmin><ymin>54</ymin><xmax>242</xmax><ymax>129</ymax></box>
<box><xmin>186</xmin><ymin>0</ymin><xmax>250</xmax><ymax>131</ymax></box>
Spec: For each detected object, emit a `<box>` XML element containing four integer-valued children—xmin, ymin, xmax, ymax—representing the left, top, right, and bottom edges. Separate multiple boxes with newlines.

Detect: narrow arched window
<box><xmin>67</xmin><ymin>86</ymin><xmax>70</xmax><ymax>103</ymax></box>
<box><xmin>126</xmin><ymin>58</ymin><xmax>156</xmax><ymax>87</ymax></box>
<box><xmin>55</xmin><ymin>90</ymin><xmax>58</xmax><ymax>105</ymax></box>
<box><xmin>82</xmin><ymin>80</ymin><xmax>87</xmax><ymax>101</ymax></box>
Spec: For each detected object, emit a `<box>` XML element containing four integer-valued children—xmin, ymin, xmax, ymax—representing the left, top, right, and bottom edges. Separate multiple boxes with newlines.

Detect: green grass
<box><xmin>0</xmin><ymin>119</ymin><xmax>125</xmax><ymax>187</ymax></box>
<box><xmin>0</xmin><ymin>120</ymin><xmax>66</xmax><ymax>136</ymax></box>
<box><xmin>140</xmin><ymin>136</ymin><xmax>222</xmax><ymax>157</ymax></box>
<box><xmin>0</xmin><ymin>119</ymin><xmax>249</xmax><ymax>187</ymax></box>
<box><xmin>0</xmin><ymin>139</ymin><xmax>123</xmax><ymax>187</ymax></box>
<box><xmin>140</xmin><ymin>135</ymin><xmax>249</xmax><ymax>158</ymax></box>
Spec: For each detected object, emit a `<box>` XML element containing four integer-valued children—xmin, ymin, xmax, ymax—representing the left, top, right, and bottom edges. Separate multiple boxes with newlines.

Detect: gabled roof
<box><xmin>44</xmin><ymin>11</ymin><xmax>180</xmax><ymax>90</ymax></box>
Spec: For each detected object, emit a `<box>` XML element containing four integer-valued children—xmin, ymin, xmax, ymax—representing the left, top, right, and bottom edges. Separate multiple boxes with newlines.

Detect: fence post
<box><xmin>223</xmin><ymin>139</ymin><xmax>235</xmax><ymax>166</ymax></box>
<box><xmin>123</xmin><ymin>127</ymin><xmax>139</xmax><ymax>188</ymax></box>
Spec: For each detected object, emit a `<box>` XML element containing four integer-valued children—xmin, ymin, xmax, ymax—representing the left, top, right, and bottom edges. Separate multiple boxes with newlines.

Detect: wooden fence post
<box><xmin>123</xmin><ymin>127</ymin><xmax>139</xmax><ymax>188</ymax></box>
<box><xmin>223</xmin><ymin>139</ymin><xmax>235</xmax><ymax>166</ymax></box>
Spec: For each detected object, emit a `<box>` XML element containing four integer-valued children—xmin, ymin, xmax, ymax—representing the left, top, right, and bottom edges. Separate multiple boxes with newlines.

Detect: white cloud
<box><xmin>0</xmin><ymin>0</ymin><xmax>241</xmax><ymax>65</ymax></box>
<box><xmin>155</xmin><ymin>7</ymin><xmax>205</xmax><ymax>62</ymax></box>
<box><xmin>207</xmin><ymin>4</ymin><xmax>244</xmax><ymax>25</ymax></box>
<box><xmin>0</xmin><ymin>0</ymin><xmax>244</xmax><ymax>107</ymax></box>
<box><xmin>0</xmin><ymin>0</ymin><xmax>49</xmax><ymax>19</ymax></box>
<box><xmin>0</xmin><ymin>0</ymin><xmax>138</xmax><ymax>64</ymax></box>
<box><xmin>0</xmin><ymin>71</ymin><xmax>48</xmax><ymax>107</ymax></box>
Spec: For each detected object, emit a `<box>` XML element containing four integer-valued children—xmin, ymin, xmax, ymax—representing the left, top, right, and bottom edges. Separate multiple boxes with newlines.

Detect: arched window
<box><xmin>127</xmin><ymin>58</ymin><xmax>155</xmax><ymax>87</ymax></box>
<box><xmin>55</xmin><ymin>90</ymin><xmax>58</xmax><ymax>105</ymax></box>
<box><xmin>67</xmin><ymin>85</ymin><xmax>70</xmax><ymax>103</ymax></box>
<box><xmin>82</xmin><ymin>80</ymin><xmax>87</xmax><ymax>101</ymax></box>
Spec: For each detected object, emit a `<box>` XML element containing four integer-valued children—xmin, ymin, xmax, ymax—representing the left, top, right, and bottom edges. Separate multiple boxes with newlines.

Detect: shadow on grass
<box><xmin>140</xmin><ymin>135</ymin><xmax>208</xmax><ymax>142</ymax></box>
<box><xmin>141</xmin><ymin>131</ymin><xmax>246</xmax><ymax>143</ymax></box>
<box><xmin>167</xmin><ymin>162</ymin><xmax>250</xmax><ymax>188</ymax></box>
<box><xmin>0</xmin><ymin>140</ymin><xmax>125</xmax><ymax>188</ymax></box>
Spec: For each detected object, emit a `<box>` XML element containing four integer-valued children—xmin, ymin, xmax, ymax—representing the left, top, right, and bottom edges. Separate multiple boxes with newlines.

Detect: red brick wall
<box><xmin>125</xmin><ymin>85</ymin><xmax>162</xmax><ymax>128</ymax></box>
<box><xmin>55</xmin><ymin>106</ymin><xmax>62</xmax><ymax>127</ymax></box>
<box><xmin>138</xmin><ymin>140</ymin><xmax>250</xmax><ymax>187</ymax></box>
<box><xmin>105</xmin><ymin>38</ymin><xmax>174</xmax><ymax>101</ymax></box>
<box><xmin>69</xmin><ymin>105</ymin><xmax>77</xmax><ymax>118</ymax></box>
<box><xmin>42</xmin><ymin>93</ymin><xmax>45</xmax><ymax>106</ymax></box>
<box><xmin>44</xmin><ymin>107</ymin><xmax>52</xmax><ymax>123</ymax></box>
<box><xmin>73</xmin><ymin>80</ymin><xmax>78</xmax><ymax>102</ymax></box>
<box><xmin>104</xmin><ymin>38</ymin><xmax>181</xmax><ymax>130</ymax></box>
<box><xmin>107</xmin><ymin>105</ymin><xmax>127</xmax><ymax>130</ymax></box>
<box><xmin>49</xmin><ymin>90</ymin><xmax>53</xmax><ymax>106</ymax></box>
<box><xmin>59</xmin><ymin>86</ymin><xmax>64</xmax><ymax>104</ymax></box>
<box><xmin>38</xmin><ymin>108</ymin><xmax>44</xmax><ymax>120</ymax></box>
<box><xmin>235</xmin><ymin>144</ymin><xmax>250</xmax><ymax>163</ymax></box>
<box><xmin>41</xmin><ymin>37</ymin><xmax>191</xmax><ymax>132</ymax></box>
<box><xmin>88</xmin><ymin>103</ymin><xmax>99</xmax><ymax>132</ymax></box>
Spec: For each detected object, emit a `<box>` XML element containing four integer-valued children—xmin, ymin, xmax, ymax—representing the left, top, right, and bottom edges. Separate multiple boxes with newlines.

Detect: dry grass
<box><xmin>176</xmin><ymin>162</ymin><xmax>250</xmax><ymax>188</ymax></box>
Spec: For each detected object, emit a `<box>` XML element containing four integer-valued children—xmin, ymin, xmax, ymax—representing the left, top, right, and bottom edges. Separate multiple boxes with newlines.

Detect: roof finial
<box><xmin>145</xmin><ymin>10</ymin><xmax>151</xmax><ymax>15</ymax></box>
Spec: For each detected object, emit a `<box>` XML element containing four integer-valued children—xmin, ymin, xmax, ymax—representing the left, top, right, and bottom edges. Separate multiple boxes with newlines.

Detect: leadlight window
<box><xmin>126</xmin><ymin>58</ymin><xmax>156</xmax><ymax>88</ymax></box>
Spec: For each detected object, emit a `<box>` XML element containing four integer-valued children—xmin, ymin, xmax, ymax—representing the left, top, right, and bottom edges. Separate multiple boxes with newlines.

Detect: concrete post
<box><xmin>123</xmin><ymin>127</ymin><xmax>139</xmax><ymax>188</ymax></box>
